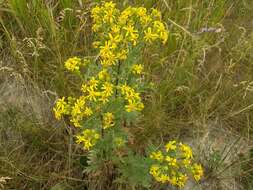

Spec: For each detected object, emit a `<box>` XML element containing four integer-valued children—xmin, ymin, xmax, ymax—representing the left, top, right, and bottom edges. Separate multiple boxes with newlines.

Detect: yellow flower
<box><xmin>81</xmin><ymin>84</ymin><xmax>88</xmax><ymax>93</ymax></box>
<box><xmin>76</xmin><ymin>129</ymin><xmax>100</xmax><ymax>150</ymax></box>
<box><xmin>177</xmin><ymin>173</ymin><xmax>188</xmax><ymax>187</ymax></box>
<box><xmin>64</xmin><ymin>57</ymin><xmax>82</xmax><ymax>72</ymax></box>
<box><xmin>123</xmin><ymin>24</ymin><xmax>139</xmax><ymax>45</ymax></box>
<box><xmin>84</xmin><ymin>107</ymin><xmax>93</xmax><ymax>116</ymax></box>
<box><xmin>92</xmin><ymin>41</ymin><xmax>101</xmax><ymax>48</ymax></box>
<box><xmin>89</xmin><ymin>77</ymin><xmax>99</xmax><ymax>90</ymax></box>
<box><xmin>165</xmin><ymin>156</ymin><xmax>177</xmax><ymax>167</ymax></box>
<box><xmin>149</xmin><ymin>164</ymin><xmax>160</xmax><ymax>177</ymax></box>
<box><xmin>87</xmin><ymin>88</ymin><xmax>101</xmax><ymax>102</ymax></box>
<box><xmin>108</xmin><ymin>33</ymin><xmax>122</xmax><ymax>45</ymax></box>
<box><xmin>111</xmin><ymin>24</ymin><xmax>121</xmax><ymax>34</ymax></box>
<box><xmin>153</xmin><ymin>21</ymin><xmax>168</xmax><ymax>44</ymax></box>
<box><xmin>104</xmin><ymin>1</ymin><xmax>116</xmax><ymax>10</ymax></box>
<box><xmin>98</xmin><ymin>69</ymin><xmax>110</xmax><ymax>81</ymax></box>
<box><xmin>179</xmin><ymin>143</ymin><xmax>193</xmax><ymax>159</ymax></box>
<box><xmin>101</xmin><ymin>82</ymin><xmax>114</xmax><ymax>97</ymax></box>
<box><xmin>71</xmin><ymin>96</ymin><xmax>86</xmax><ymax>117</ymax></box>
<box><xmin>136</xmin><ymin>7</ymin><xmax>147</xmax><ymax>17</ymax></box>
<box><xmin>165</xmin><ymin>140</ymin><xmax>177</xmax><ymax>152</ymax></box>
<box><xmin>100</xmin><ymin>41</ymin><xmax>115</xmax><ymax>58</ymax></box>
<box><xmin>191</xmin><ymin>164</ymin><xmax>203</xmax><ymax>181</ymax></box>
<box><xmin>150</xmin><ymin>151</ymin><xmax>164</xmax><ymax>161</ymax></box>
<box><xmin>103</xmin><ymin>112</ymin><xmax>115</xmax><ymax>129</ymax></box>
<box><xmin>182</xmin><ymin>159</ymin><xmax>191</xmax><ymax>167</ymax></box>
<box><xmin>117</xmin><ymin>49</ymin><xmax>128</xmax><ymax>60</ymax></box>
<box><xmin>53</xmin><ymin>97</ymin><xmax>67</xmax><ymax>120</ymax></box>
<box><xmin>151</xmin><ymin>8</ymin><xmax>161</xmax><ymax>19</ymax></box>
<box><xmin>144</xmin><ymin>27</ymin><xmax>159</xmax><ymax>43</ymax></box>
<box><xmin>125</xmin><ymin>100</ymin><xmax>144</xmax><ymax>112</ymax></box>
<box><xmin>132</xmin><ymin>64</ymin><xmax>144</xmax><ymax>74</ymax></box>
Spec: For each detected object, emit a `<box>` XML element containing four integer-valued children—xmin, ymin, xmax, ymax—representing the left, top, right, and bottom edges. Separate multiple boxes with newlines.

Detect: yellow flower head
<box><xmin>191</xmin><ymin>163</ymin><xmax>204</xmax><ymax>181</ymax></box>
<box><xmin>179</xmin><ymin>143</ymin><xmax>193</xmax><ymax>159</ymax></box>
<box><xmin>150</xmin><ymin>151</ymin><xmax>164</xmax><ymax>162</ymax></box>
<box><xmin>98</xmin><ymin>69</ymin><xmax>110</xmax><ymax>81</ymax></box>
<box><xmin>64</xmin><ymin>57</ymin><xmax>82</xmax><ymax>72</ymax></box>
<box><xmin>53</xmin><ymin>97</ymin><xmax>67</xmax><ymax>120</ymax></box>
<box><xmin>144</xmin><ymin>27</ymin><xmax>159</xmax><ymax>43</ymax></box>
<box><xmin>75</xmin><ymin>129</ymin><xmax>100</xmax><ymax>150</ymax></box>
<box><xmin>132</xmin><ymin>64</ymin><xmax>144</xmax><ymax>74</ymax></box>
<box><xmin>103</xmin><ymin>112</ymin><xmax>115</xmax><ymax>129</ymax></box>
<box><xmin>165</xmin><ymin>140</ymin><xmax>177</xmax><ymax>152</ymax></box>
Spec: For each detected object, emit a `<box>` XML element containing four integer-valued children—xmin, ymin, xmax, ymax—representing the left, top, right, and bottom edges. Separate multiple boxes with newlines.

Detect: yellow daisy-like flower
<box><xmin>132</xmin><ymin>64</ymin><xmax>144</xmax><ymax>74</ymax></box>
<box><xmin>53</xmin><ymin>97</ymin><xmax>67</xmax><ymax>120</ymax></box>
<box><xmin>191</xmin><ymin>163</ymin><xmax>204</xmax><ymax>181</ymax></box>
<box><xmin>76</xmin><ymin>129</ymin><xmax>100</xmax><ymax>150</ymax></box>
<box><xmin>103</xmin><ymin>112</ymin><xmax>115</xmax><ymax>129</ymax></box>
<box><xmin>150</xmin><ymin>151</ymin><xmax>164</xmax><ymax>162</ymax></box>
<box><xmin>101</xmin><ymin>82</ymin><xmax>114</xmax><ymax>97</ymax></box>
<box><xmin>98</xmin><ymin>69</ymin><xmax>110</xmax><ymax>81</ymax></box>
<box><xmin>64</xmin><ymin>57</ymin><xmax>82</xmax><ymax>72</ymax></box>
<box><xmin>165</xmin><ymin>140</ymin><xmax>177</xmax><ymax>152</ymax></box>
<box><xmin>179</xmin><ymin>143</ymin><xmax>193</xmax><ymax>159</ymax></box>
<box><xmin>144</xmin><ymin>27</ymin><xmax>159</xmax><ymax>43</ymax></box>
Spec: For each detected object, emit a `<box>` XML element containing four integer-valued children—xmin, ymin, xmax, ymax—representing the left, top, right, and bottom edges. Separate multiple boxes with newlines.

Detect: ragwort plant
<box><xmin>53</xmin><ymin>2</ymin><xmax>203</xmax><ymax>189</ymax></box>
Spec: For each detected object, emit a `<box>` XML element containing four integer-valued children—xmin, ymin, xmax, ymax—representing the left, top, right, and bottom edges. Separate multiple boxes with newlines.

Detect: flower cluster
<box><xmin>103</xmin><ymin>112</ymin><xmax>115</xmax><ymax>129</ymax></box>
<box><xmin>120</xmin><ymin>84</ymin><xmax>144</xmax><ymax>112</ymax></box>
<box><xmin>51</xmin><ymin>0</ymin><xmax>167</xmax><ymax>156</ymax></box>
<box><xmin>91</xmin><ymin>1</ymin><xmax>168</xmax><ymax>67</ymax></box>
<box><xmin>53</xmin><ymin>2</ymin><xmax>168</xmax><ymax>150</ymax></box>
<box><xmin>149</xmin><ymin>141</ymin><xmax>204</xmax><ymax>187</ymax></box>
<box><xmin>64</xmin><ymin>57</ymin><xmax>90</xmax><ymax>72</ymax></box>
<box><xmin>76</xmin><ymin>129</ymin><xmax>100</xmax><ymax>150</ymax></box>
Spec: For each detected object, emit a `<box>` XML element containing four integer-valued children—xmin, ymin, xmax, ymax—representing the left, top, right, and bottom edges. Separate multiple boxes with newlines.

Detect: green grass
<box><xmin>0</xmin><ymin>0</ymin><xmax>253</xmax><ymax>189</ymax></box>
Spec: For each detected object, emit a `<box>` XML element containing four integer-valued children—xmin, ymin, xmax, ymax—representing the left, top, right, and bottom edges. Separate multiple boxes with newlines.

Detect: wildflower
<box><xmin>177</xmin><ymin>173</ymin><xmax>188</xmax><ymax>187</ymax></box>
<box><xmin>92</xmin><ymin>41</ymin><xmax>100</xmax><ymax>48</ymax></box>
<box><xmin>144</xmin><ymin>27</ymin><xmax>159</xmax><ymax>43</ymax></box>
<box><xmin>84</xmin><ymin>107</ymin><xmax>93</xmax><ymax>116</ymax></box>
<box><xmin>179</xmin><ymin>143</ymin><xmax>193</xmax><ymax>159</ymax></box>
<box><xmin>117</xmin><ymin>49</ymin><xmax>128</xmax><ymax>60</ymax></box>
<box><xmin>151</xmin><ymin>8</ymin><xmax>161</xmax><ymax>19</ymax></box>
<box><xmin>150</xmin><ymin>165</ymin><xmax>159</xmax><ymax>176</ymax></box>
<box><xmin>125</xmin><ymin>100</ymin><xmax>144</xmax><ymax>112</ymax></box>
<box><xmin>108</xmin><ymin>33</ymin><xmax>122</xmax><ymax>45</ymax></box>
<box><xmin>150</xmin><ymin>151</ymin><xmax>164</xmax><ymax>161</ymax></box>
<box><xmin>149</xmin><ymin>141</ymin><xmax>203</xmax><ymax>187</ymax></box>
<box><xmin>165</xmin><ymin>156</ymin><xmax>177</xmax><ymax>167</ymax></box>
<box><xmin>98</xmin><ymin>69</ymin><xmax>110</xmax><ymax>81</ymax></box>
<box><xmin>111</xmin><ymin>24</ymin><xmax>121</xmax><ymax>34</ymax></box>
<box><xmin>182</xmin><ymin>159</ymin><xmax>191</xmax><ymax>167</ymax></box>
<box><xmin>64</xmin><ymin>57</ymin><xmax>82</xmax><ymax>72</ymax></box>
<box><xmin>191</xmin><ymin>164</ymin><xmax>204</xmax><ymax>181</ymax></box>
<box><xmin>87</xmin><ymin>88</ymin><xmax>101</xmax><ymax>102</ymax></box>
<box><xmin>101</xmin><ymin>82</ymin><xmax>114</xmax><ymax>97</ymax></box>
<box><xmin>165</xmin><ymin>140</ymin><xmax>177</xmax><ymax>152</ymax></box>
<box><xmin>123</xmin><ymin>24</ymin><xmax>139</xmax><ymax>45</ymax></box>
<box><xmin>153</xmin><ymin>21</ymin><xmax>168</xmax><ymax>44</ymax></box>
<box><xmin>53</xmin><ymin>97</ymin><xmax>67</xmax><ymax>120</ymax></box>
<box><xmin>76</xmin><ymin>129</ymin><xmax>100</xmax><ymax>150</ymax></box>
<box><xmin>132</xmin><ymin>64</ymin><xmax>144</xmax><ymax>74</ymax></box>
<box><xmin>100</xmin><ymin>41</ymin><xmax>115</xmax><ymax>58</ymax></box>
<box><xmin>89</xmin><ymin>77</ymin><xmax>99</xmax><ymax>90</ymax></box>
<box><xmin>103</xmin><ymin>112</ymin><xmax>115</xmax><ymax>129</ymax></box>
